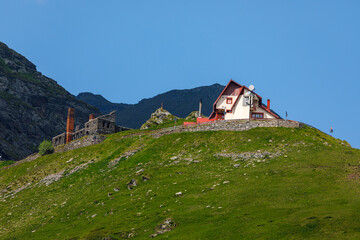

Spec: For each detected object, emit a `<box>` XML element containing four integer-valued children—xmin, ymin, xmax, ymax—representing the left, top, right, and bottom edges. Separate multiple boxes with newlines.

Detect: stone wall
<box><xmin>52</xmin><ymin>133</ymin><xmax>66</xmax><ymax>147</ymax></box>
<box><xmin>55</xmin><ymin>134</ymin><xmax>107</xmax><ymax>153</ymax></box>
<box><xmin>152</xmin><ymin>119</ymin><xmax>301</xmax><ymax>138</ymax></box>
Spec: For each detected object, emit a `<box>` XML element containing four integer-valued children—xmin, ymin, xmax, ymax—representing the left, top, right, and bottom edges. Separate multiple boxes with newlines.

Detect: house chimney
<box><xmin>198</xmin><ymin>99</ymin><xmax>202</xmax><ymax>117</ymax></box>
<box><xmin>89</xmin><ymin>113</ymin><xmax>95</xmax><ymax>120</ymax></box>
<box><xmin>267</xmin><ymin>99</ymin><xmax>270</xmax><ymax>111</ymax></box>
<box><xmin>66</xmin><ymin>108</ymin><xmax>75</xmax><ymax>143</ymax></box>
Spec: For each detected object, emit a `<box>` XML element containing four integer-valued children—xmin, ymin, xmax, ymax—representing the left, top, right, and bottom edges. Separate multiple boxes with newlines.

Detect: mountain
<box><xmin>76</xmin><ymin>83</ymin><xmax>224</xmax><ymax>129</ymax></box>
<box><xmin>0</xmin><ymin>42</ymin><xmax>100</xmax><ymax>160</ymax></box>
<box><xmin>0</xmin><ymin>123</ymin><xmax>358</xmax><ymax>239</ymax></box>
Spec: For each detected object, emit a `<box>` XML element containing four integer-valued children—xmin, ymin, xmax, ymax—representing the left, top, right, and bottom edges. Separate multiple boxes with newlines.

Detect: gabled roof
<box><xmin>259</xmin><ymin>104</ymin><xmax>281</xmax><ymax>119</ymax></box>
<box><xmin>212</xmin><ymin>79</ymin><xmax>242</xmax><ymax>109</ymax></box>
<box><xmin>208</xmin><ymin>79</ymin><xmax>280</xmax><ymax>119</ymax></box>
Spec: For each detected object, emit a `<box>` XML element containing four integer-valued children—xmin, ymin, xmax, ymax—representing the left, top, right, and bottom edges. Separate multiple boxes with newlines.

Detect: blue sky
<box><xmin>1</xmin><ymin>0</ymin><xmax>359</xmax><ymax>148</ymax></box>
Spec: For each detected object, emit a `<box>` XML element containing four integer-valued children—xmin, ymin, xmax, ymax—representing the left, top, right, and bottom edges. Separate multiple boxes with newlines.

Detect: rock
<box><xmin>136</xmin><ymin>169</ymin><xmax>144</xmax><ymax>175</ymax></box>
<box><xmin>142</xmin><ymin>176</ymin><xmax>150</xmax><ymax>181</ymax></box>
<box><xmin>175</xmin><ymin>192</ymin><xmax>182</xmax><ymax>196</ymax></box>
<box><xmin>233</xmin><ymin>164</ymin><xmax>241</xmax><ymax>168</ymax></box>
<box><xmin>127</xmin><ymin>179</ymin><xmax>137</xmax><ymax>190</ymax></box>
<box><xmin>150</xmin><ymin>218</ymin><xmax>176</xmax><ymax>238</ymax></box>
<box><xmin>140</xmin><ymin>107</ymin><xmax>178</xmax><ymax>130</ymax></box>
<box><xmin>223</xmin><ymin>180</ymin><xmax>230</xmax><ymax>184</ymax></box>
<box><xmin>114</xmin><ymin>188</ymin><xmax>119</xmax><ymax>192</ymax></box>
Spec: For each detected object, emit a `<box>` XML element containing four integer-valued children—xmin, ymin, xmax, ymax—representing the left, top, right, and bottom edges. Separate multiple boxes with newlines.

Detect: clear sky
<box><xmin>1</xmin><ymin>0</ymin><xmax>359</xmax><ymax>148</ymax></box>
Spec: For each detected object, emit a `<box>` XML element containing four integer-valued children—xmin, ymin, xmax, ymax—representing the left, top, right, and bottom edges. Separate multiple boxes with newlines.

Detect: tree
<box><xmin>38</xmin><ymin>140</ymin><xmax>54</xmax><ymax>156</ymax></box>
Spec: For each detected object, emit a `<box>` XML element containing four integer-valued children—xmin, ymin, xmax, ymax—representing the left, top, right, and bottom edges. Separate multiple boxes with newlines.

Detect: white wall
<box><xmin>216</xmin><ymin>89</ymin><xmax>276</xmax><ymax>120</ymax></box>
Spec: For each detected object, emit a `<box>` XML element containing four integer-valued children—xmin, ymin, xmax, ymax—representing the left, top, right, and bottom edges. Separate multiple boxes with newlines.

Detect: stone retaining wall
<box><xmin>152</xmin><ymin>119</ymin><xmax>301</xmax><ymax>138</ymax></box>
<box><xmin>55</xmin><ymin>134</ymin><xmax>107</xmax><ymax>153</ymax></box>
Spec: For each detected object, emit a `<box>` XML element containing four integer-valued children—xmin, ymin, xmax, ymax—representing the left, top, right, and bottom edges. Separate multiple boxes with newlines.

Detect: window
<box><xmin>102</xmin><ymin>121</ymin><xmax>105</xmax><ymax>127</ymax></box>
<box><xmin>251</xmin><ymin>113</ymin><xmax>264</xmax><ymax>119</ymax></box>
<box><xmin>226</xmin><ymin>110</ymin><xmax>232</xmax><ymax>113</ymax></box>
<box><xmin>107</xmin><ymin>122</ymin><xmax>110</xmax><ymax>128</ymax></box>
<box><xmin>243</xmin><ymin>96</ymin><xmax>249</xmax><ymax>106</ymax></box>
<box><xmin>226</xmin><ymin>97</ymin><xmax>232</xmax><ymax>104</ymax></box>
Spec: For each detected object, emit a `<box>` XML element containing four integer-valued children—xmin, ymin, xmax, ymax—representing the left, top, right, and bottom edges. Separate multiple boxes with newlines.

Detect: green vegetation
<box><xmin>0</xmin><ymin>58</ymin><xmax>12</xmax><ymax>73</ymax></box>
<box><xmin>18</xmin><ymin>73</ymin><xmax>41</xmax><ymax>85</ymax></box>
<box><xmin>38</xmin><ymin>140</ymin><xmax>54</xmax><ymax>156</ymax></box>
<box><xmin>0</xmin><ymin>126</ymin><xmax>359</xmax><ymax>239</ymax></box>
<box><xmin>0</xmin><ymin>161</ymin><xmax>15</xmax><ymax>168</ymax></box>
<box><xmin>144</xmin><ymin>118</ymin><xmax>191</xmax><ymax>130</ymax></box>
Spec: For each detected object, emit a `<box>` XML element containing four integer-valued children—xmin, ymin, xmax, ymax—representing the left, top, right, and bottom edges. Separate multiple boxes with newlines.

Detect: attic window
<box><xmin>226</xmin><ymin>110</ymin><xmax>232</xmax><ymax>113</ymax></box>
<box><xmin>226</xmin><ymin>98</ymin><xmax>232</xmax><ymax>104</ymax></box>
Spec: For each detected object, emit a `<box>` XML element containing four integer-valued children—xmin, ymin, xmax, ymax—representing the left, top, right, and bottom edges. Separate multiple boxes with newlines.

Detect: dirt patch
<box><xmin>348</xmin><ymin>173</ymin><xmax>359</xmax><ymax>180</ymax></box>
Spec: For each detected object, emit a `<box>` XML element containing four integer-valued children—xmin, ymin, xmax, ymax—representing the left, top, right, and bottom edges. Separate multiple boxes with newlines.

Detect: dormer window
<box><xmin>226</xmin><ymin>97</ymin><xmax>232</xmax><ymax>104</ymax></box>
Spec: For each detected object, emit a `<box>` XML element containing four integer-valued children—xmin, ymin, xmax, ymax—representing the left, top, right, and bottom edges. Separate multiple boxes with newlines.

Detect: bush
<box><xmin>38</xmin><ymin>140</ymin><xmax>54</xmax><ymax>156</ymax></box>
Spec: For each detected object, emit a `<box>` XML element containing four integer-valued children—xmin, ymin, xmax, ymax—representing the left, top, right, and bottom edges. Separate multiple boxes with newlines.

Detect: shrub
<box><xmin>38</xmin><ymin>140</ymin><xmax>54</xmax><ymax>156</ymax></box>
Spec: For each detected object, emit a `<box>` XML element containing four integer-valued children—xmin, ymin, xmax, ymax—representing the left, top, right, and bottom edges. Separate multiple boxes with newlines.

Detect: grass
<box><xmin>144</xmin><ymin>118</ymin><xmax>193</xmax><ymax>130</ymax></box>
<box><xmin>0</xmin><ymin>126</ymin><xmax>359</xmax><ymax>239</ymax></box>
<box><xmin>0</xmin><ymin>161</ymin><xmax>15</xmax><ymax>168</ymax></box>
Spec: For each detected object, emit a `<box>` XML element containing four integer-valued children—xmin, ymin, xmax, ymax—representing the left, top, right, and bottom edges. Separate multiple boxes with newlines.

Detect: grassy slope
<box><xmin>0</xmin><ymin>126</ymin><xmax>359</xmax><ymax>239</ymax></box>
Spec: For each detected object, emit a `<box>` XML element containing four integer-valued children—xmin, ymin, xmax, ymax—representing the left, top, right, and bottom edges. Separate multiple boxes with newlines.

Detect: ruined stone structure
<box><xmin>52</xmin><ymin>108</ymin><xmax>130</xmax><ymax>147</ymax></box>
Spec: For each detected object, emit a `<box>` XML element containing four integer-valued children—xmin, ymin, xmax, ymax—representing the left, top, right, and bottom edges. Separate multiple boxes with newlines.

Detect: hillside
<box><xmin>0</xmin><ymin>42</ymin><xmax>100</xmax><ymax>160</ymax></box>
<box><xmin>76</xmin><ymin>83</ymin><xmax>224</xmax><ymax>129</ymax></box>
<box><xmin>0</xmin><ymin>124</ymin><xmax>359</xmax><ymax>239</ymax></box>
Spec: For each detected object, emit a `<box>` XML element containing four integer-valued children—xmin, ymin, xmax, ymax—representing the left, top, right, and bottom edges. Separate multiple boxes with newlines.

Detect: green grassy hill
<box><xmin>0</xmin><ymin>126</ymin><xmax>359</xmax><ymax>239</ymax></box>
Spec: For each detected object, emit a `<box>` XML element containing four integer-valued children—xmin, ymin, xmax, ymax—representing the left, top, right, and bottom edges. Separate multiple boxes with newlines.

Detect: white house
<box><xmin>208</xmin><ymin>80</ymin><xmax>280</xmax><ymax>121</ymax></box>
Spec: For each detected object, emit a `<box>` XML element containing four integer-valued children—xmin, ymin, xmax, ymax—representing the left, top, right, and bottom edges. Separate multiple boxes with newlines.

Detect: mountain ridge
<box><xmin>76</xmin><ymin>83</ymin><xmax>225</xmax><ymax>129</ymax></box>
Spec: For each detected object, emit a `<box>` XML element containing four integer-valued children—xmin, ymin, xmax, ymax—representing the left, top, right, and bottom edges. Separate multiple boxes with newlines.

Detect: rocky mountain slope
<box><xmin>0</xmin><ymin>42</ymin><xmax>99</xmax><ymax>160</ymax></box>
<box><xmin>76</xmin><ymin>83</ymin><xmax>224</xmax><ymax>129</ymax></box>
<box><xmin>0</xmin><ymin>123</ymin><xmax>358</xmax><ymax>239</ymax></box>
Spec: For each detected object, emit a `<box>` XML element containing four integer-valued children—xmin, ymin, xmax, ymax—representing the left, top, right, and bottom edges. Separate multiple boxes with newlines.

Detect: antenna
<box><xmin>249</xmin><ymin>85</ymin><xmax>255</xmax><ymax>91</ymax></box>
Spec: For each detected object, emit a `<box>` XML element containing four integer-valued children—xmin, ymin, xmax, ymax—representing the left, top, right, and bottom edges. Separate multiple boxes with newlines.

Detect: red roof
<box><xmin>208</xmin><ymin>79</ymin><xmax>280</xmax><ymax>119</ymax></box>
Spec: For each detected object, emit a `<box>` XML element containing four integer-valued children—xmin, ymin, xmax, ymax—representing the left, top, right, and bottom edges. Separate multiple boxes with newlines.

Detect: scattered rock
<box><xmin>114</xmin><ymin>188</ymin><xmax>119</xmax><ymax>192</ymax></box>
<box><xmin>142</xmin><ymin>176</ymin><xmax>150</xmax><ymax>181</ymax></box>
<box><xmin>175</xmin><ymin>192</ymin><xmax>182</xmax><ymax>197</ymax></box>
<box><xmin>136</xmin><ymin>169</ymin><xmax>144</xmax><ymax>175</ymax></box>
<box><xmin>223</xmin><ymin>180</ymin><xmax>230</xmax><ymax>184</ymax></box>
<box><xmin>127</xmin><ymin>179</ymin><xmax>137</xmax><ymax>190</ymax></box>
<box><xmin>39</xmin><ymin>170</ymin><xmax>65</xmax><ymax>186</ymax></box>
<box><xmin>233</xmin><ymin>164</ymin><xmax>241</xmax><ymax>168</ymax></box>
<box><xmin>150</xmin><ymin>218</ymin><xmax>176</xmax><ymax>238</ymax></box>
